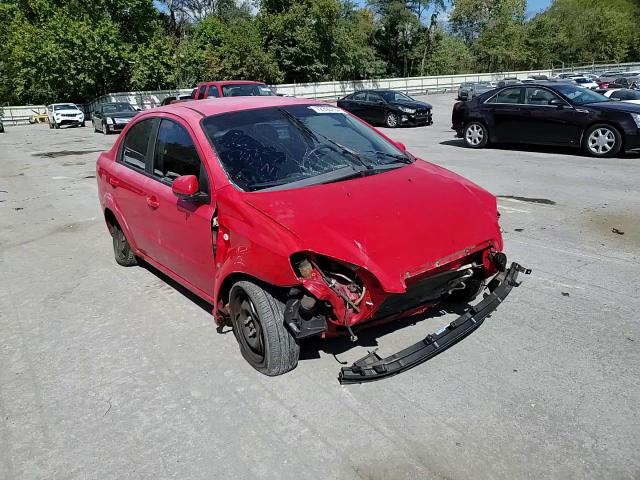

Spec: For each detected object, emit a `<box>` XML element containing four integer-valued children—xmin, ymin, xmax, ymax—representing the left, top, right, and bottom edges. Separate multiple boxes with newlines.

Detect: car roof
<box><xmin>152</xmin><ymin>95</ymin><xmax>324</xmax><ymax>118</ymax></box>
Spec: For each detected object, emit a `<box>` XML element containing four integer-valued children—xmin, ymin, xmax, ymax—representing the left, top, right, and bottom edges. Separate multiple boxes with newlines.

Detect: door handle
<box><xmin>108</xmin><ymin>177</ymin><xmax>120</xmax><ymax>188</ymax></box>
<box><xmin>146</xmin><ymin>196</ymin><xmax>160</xmax><ymax>209</ymax></box>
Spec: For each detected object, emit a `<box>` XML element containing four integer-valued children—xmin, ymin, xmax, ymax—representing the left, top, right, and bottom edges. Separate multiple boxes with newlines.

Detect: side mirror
<box><xmin>172</xmin><ymin>175</ymin><xmax>199</xmax><ymax>199</ymax></box>
<box><xmin>549</xmin><ymin>98</ymin><xmax>565</xmax><ymax>108</ymax></box>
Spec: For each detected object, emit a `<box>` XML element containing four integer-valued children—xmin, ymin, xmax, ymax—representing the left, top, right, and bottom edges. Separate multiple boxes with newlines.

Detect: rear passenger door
<box><xmin>365</xmin><ymin>92</ymin><xmax>387</xmax><ymax>124</ymax></box>
<box><xmin>145</xmin><ymin>117</ymin><xmax>217</xmax><ymax>298</ymax></box>
<box><xmin>484</xmin><ymin>87</ymin><xmax>526</xmax><ymax>142</ymax></box>
<box><xmin>110</xmin><ymin>118</ymin><xmax>157</xmax><ymax>255</ymax></box>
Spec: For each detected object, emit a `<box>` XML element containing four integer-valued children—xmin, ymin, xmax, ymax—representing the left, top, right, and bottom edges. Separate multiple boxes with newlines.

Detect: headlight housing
<box><xmin>106</xmin><ymin>117</ymin><xmax>114</xmax><ymax>124</ymax></box>
<box><xmin>398</xmin><ymin>106</ymin><xmax>416</xmax><ymax>114</ymax></box>
<box><xmin>630</xmin><ymin>113</ymin><xmax>640</xmax><ymax>128</ymax></box>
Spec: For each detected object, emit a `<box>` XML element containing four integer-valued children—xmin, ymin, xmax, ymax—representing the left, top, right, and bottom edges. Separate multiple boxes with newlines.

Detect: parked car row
<box><xmin>452</xmin><ymin>81</ymin><xmax>640</xmax><ymax>157</ymax></box>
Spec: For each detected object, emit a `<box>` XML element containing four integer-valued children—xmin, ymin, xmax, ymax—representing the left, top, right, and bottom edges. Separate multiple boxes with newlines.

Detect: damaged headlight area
<box><xmin>286</xmin><ymin>254</ymin><xmax>371</xmax><ymax>341</ymax></box>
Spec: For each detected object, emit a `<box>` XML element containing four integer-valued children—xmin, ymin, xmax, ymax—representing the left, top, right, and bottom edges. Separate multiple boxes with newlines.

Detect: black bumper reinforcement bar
<box><xmin>338</xmin><ymin>262</ymin><xmax>531</xmax><ymax>384</ymax></box>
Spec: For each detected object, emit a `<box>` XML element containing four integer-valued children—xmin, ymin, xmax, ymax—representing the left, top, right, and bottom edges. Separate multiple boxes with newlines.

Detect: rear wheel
<box><xmin>385</xmin><ymin>111</ymin><xmax>399</xmax><ymax>128</ymax></box>
<box><xmin>111</xmin><ymin>224</ymin><xmax>137</xmax><ymax>267</ymax></box>
<box><xmin>229</xmin><ymin>281</ymin><xmax>299</xmax><ymax>376</ymax></box>
<box><xmin>583</xmin><ymin>124</ymin><xmax>621</xmax><ymax>158</ymax></box>
<box><xmin>463</xmin><ymin>121</ymin><xmax>488</xmax><ymax>149</ymax></box>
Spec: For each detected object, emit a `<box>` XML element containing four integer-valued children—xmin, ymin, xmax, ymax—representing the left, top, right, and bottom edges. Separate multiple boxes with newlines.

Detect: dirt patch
<box><xmin>498</xmin><ymin>195</ymin><xmax>556</xmax><ymax>205</ymax></box>
<box><xmin>585</xmin><ymin>211</ymin><xmax>640</xmax><ymax>246</ymax></box>
<box><xmin>32</xmin><ymin>149</ymin><xmax>103</xmax><ymax>158</ymax></box>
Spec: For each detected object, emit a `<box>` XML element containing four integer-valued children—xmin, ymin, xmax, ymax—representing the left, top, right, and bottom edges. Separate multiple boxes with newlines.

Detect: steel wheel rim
<box><xmin>231</xmin><ymin>289</ymin><xmax>265</xmax><ymax>364</ymax></box>
<box><xmin>588</xmin><ymin>128</ymin><xmax>615</xmax><ymax>154</ymax></box>
<box><xmin>387</xmin><ymin>113</ymin><xmax>398</xmax><ymax>127</ymax></box>
<box><xmin>113</xmin><ymin>231</ymin><xmax>128</xmax><ymax>259</ymax></box>
<box><xmin>466</xmin><ymin>124</ymin><xmax>484</xmax><ymax>145</ymax></box>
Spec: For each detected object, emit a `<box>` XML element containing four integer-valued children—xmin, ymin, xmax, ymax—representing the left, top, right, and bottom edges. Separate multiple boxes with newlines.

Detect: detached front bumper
<box><xmin>339</xmin><ymin>262</ymin><xmax>530</xmax><ymax>384</ymax></box>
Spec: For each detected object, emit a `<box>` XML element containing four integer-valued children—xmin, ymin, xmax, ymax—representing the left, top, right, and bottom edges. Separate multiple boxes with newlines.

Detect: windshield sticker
<box><xmin>308</xmin><ymin>106</ymin><xmax>345</xmax><ymax>114</ymax></box>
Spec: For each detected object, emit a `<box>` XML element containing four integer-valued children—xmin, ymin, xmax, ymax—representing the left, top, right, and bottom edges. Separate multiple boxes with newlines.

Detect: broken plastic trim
<box><xmin>338</xmin><ymin>262</ymin><xmax>531</xmax><ymax>385</ymax></box>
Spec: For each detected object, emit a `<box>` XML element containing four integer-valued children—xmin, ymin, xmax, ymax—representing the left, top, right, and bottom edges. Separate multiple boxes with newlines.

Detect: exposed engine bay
<box><xmin>284</xmin><ymin>249</ymin><xmax>508</xmax><ymax>342</ymax></box>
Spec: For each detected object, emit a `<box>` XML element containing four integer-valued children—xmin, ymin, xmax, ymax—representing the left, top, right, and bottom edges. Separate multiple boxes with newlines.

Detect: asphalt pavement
<box><xmin>1</xmin><ymin>95</ymin><xmax>639</xmax><ymax>479</ymax></box>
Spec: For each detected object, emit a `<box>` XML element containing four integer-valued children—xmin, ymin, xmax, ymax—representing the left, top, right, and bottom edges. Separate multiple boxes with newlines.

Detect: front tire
<box><xmin>463</xmin><ymin>121</ymin><xmax>488</xmax><ymax>149</ymax></box>
<box><xmin>583</xmin><ymin>124</ymin><xmax>621</xmax><ymax>158</ymax></box>
<box><xmin>229</xmin><ymin>281</ymin><xmax>299</xmax><ymax>376</ymax></box>
<box><xmin>111</xmin><ymin>225</ymin><xmax>137</xmax><ymax>267</ymax></box>
<box><xmin>385</xmin><ymin>111</ymin><xmax>399</xmax><ymax>128</ymax></box>
<box><xmin>102</xmin><ymin>121</ymin><xmax>109</xmax><ymax>135</ymax></box>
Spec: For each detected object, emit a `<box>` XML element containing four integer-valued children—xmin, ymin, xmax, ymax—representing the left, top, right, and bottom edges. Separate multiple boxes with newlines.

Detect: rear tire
<box><xmin>463</xmin><ymin>121</ymin><xmax>488</xmax><ymax>149</ymax></box>
<box><xmin>229</xmin><ymin>281</ymin><xmax>299</xmax><ymax>376</ymax></box>
<box><xmin>583</xmin><ymin>124</ymin><xmax>621</xmax><ymax>158</ymax></box>
<box><xmin>111</xmin><ymin>225</ymin><xmax>137</xmax><ymax>267</ymax></box>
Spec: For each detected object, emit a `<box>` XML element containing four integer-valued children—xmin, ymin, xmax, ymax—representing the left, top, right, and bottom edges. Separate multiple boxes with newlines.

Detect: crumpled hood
<box><xmin>242</xmin><ymin>161</ymin><xmax>502</xmax><ymax>292</ymax></box>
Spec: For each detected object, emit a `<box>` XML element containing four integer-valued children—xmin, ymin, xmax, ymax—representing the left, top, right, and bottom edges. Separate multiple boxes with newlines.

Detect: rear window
<box><xmin>487</xmin><ymin>87</ymin><xmax>522</xmax><ymax>104</ymax></box>
<box><xmin>222</xmin><ymin>84</ymin><xmax>276</xmax><ymax>97</ymax></box>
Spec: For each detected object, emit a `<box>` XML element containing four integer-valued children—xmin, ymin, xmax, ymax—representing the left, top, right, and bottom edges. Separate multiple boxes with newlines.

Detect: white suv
<box><xmin>47</xmin><ymin>103</ymin><xmax>85</xmax><ymax>129</ymax></box>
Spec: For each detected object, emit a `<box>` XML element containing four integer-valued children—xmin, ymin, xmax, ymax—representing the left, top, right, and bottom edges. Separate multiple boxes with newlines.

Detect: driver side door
<box><xmin>145</xmin><ymin>116</ymin><xmax>217</xmax><ymax>299</ymax></box>
<box><xmin>523</xmin><ymin>87</ymin><xmax>582</xmax><ymax>146</ymax></box>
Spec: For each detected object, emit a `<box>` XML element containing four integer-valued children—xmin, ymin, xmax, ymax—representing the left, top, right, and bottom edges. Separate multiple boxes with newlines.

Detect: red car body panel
<box><xmin>97</xmin><ymin>96</ymin><xmax>504</xmax><ymax>334</ymax></box>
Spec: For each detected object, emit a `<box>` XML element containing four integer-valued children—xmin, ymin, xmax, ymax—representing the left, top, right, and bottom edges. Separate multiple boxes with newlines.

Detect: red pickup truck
<box><xmin>193</xmin><ymin>80</ymin><xmax>277</xmax><ymax>100</ymax></box>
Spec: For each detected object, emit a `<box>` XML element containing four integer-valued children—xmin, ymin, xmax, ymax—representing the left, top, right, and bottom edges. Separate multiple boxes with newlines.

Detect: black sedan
<box><xmin>452</xmin><ymin>82</ymin><xmax>640</xmax><ymax>157</ymax></box>
<box><xmin>337</xmin><ymin>89</ymin><xmax>432</xmax><ymax>128</ymax></box>
<box><xmin>91</xmin><ymin>102</ymin><xmax>139</xmax><ymax>134</ymax></box>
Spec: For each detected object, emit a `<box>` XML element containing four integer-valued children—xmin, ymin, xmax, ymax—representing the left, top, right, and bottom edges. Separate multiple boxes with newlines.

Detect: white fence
<box><xmin>0</xmin><ymin>105</ymin><xmax>48</xmax><ymax>126</ymax></box>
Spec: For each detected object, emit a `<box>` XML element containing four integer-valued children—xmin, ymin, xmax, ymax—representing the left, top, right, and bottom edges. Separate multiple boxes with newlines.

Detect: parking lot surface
<box><xmin>1</xmin><ymin>94</ymin><xmax>639</xmax><ymax>480</ymax></box>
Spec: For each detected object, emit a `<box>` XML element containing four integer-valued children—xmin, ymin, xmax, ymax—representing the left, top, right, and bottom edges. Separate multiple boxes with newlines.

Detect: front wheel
<box><xmin>463</xmin><ymin>121</ymin><xmax>488</xmax><ymax>149</ymax></box>
<box><xmin>583</xmin><ymin>124</ymin><xmax>621</xmax><ymax>158</ymax></box>
<box><xmin>229</xmin><ymin>281</ymin><xmax>299</xmax><ymax>376</ymax></box>
<box><xmin>385</xmin><ymin>111</ymin><xmax>399</xmax><ymax>128</ymax></box>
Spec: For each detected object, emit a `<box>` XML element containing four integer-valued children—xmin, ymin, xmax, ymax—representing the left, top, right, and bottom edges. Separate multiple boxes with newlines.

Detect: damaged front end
<box><xmin>284</xmin><ymin>251</ymin><xmax>529</xmax><ymax>384</ymax></box>
<box><xmin>339</xmin><ymin>262</ymin><xmax>530</xmax><ymax>384</ymax></box>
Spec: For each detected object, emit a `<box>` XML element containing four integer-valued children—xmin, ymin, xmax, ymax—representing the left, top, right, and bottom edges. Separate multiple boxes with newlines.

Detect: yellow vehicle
<box><xmin>29</xmin><ymin>112</ymin><xmax>49</xmax><ymax>124</ymax></box>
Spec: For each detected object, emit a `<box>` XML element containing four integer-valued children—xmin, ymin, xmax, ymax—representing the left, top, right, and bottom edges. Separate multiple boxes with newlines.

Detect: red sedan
<box><xmin>96</xmin><ymin>96</ymin><xmax>528</xmax><ymax>383</ymax></box>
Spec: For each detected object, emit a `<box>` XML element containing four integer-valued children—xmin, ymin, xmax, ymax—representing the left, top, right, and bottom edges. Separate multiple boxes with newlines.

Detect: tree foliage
<box><xmin>0</xmin><ymin>0</ymin><xmax>639</xmax><ymax>105</ymax></box>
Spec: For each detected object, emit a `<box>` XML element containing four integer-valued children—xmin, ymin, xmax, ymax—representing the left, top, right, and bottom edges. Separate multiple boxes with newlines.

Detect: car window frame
<box><xmin>484</xmin><ymin>86</ymin><xmax>525</xmax><ymax>105</ymax></box>
<box><xmin>117</xmin><ymin>117</ymin><xmax>159</xmax><ymax>175</ymax></box>
<box><xmin>148</xmin><ymin>117</ymin><xmax>211</xmax><ymax>200</ymax></box>
<box><xmin>365</xmin><ymin>92</ymin><xmax>384</xmax><ymax>103</ymax></box>
<box><xmin>206</xmin><ymin>85</ymin><xmax>220</xmax><ymax>98</ymax></box>
<box><xmin>351</xmin><ymin>91</ymin><xmax>367</xmax><ymax>102</ymax></box>
<box><xmin>524</xmin><ymin>86</ymin><xmax>569</xmax><ymax>107</ymax></box>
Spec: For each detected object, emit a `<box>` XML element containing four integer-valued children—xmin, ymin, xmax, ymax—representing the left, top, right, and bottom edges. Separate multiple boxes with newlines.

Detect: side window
<box><xmin>152</xmin><ymin>119</ymin><xmax>203</xmax><ymax>185</ymax></box>
<box><xmin>610</xmin><ymin>91</ymin><xmax>623</xmax><ymax>100</ymax></box>
<box><xmin>525</xmin><ymin>88</ymin><xmax>559</xmax><ymax>106</ymax></box>
<box><xmin>488</xmin><ymin>87</ymin><xmax>523</xmax><ymax>104</ymax></box>
<box><xmin>207</xmin><ymin>85</ymin><xmax>220</xmax><ymax>98</ymax></box>
<box><xmin>366</xmin><ymin>92</ymin><xmax>383</xmax><ymax>103</ymax></box>
<box><xmin>121</xmin><ymin>119</ymin><xmax>154</xmax><ymax>170</ymax></box>
<box><xmin>352</xmin><ymin>92</ymin><xmax>366</xmax><ymax>101</ymax></box>
<box><xmin>198</xmin><ymin>85</ymin><xmax>206</xmax><ymax>98</ymax></box>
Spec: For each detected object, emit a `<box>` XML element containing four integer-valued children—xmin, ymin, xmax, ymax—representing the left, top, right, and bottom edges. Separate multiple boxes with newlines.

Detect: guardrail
<box><xmin>0</xmin><ymin>105</ymin><xmax>48</xmax><ymax>126</ymax></box>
